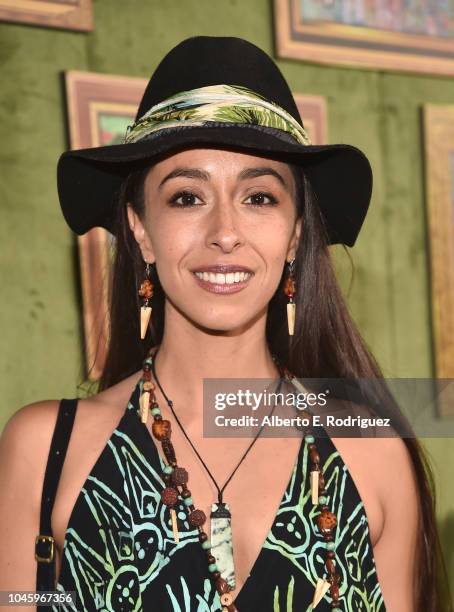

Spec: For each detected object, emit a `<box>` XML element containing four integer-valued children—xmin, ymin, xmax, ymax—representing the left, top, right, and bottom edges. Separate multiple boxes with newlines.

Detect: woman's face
<box><xmin>128</xmin><ymin>147</ymin><xmax>302</xmax><ymax>333</ymax></box>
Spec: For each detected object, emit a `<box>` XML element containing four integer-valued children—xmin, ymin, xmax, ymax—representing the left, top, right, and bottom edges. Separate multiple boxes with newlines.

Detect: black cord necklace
<box><xmin>149</xmin><ymin>348</ymin><xmax>285</xmax><ymax>590</ymax></box>
<box><xmin>150</xmin><ymin>348</ymin><xmax>285</xmax><ymax>503</ymax></box>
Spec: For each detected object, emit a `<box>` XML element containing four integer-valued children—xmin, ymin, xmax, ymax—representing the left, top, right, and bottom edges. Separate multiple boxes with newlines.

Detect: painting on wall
<box><xmin>294</xmin><ymin>93</ymin><xmax>328</xmax><ymax>145</ymax></box>
<box><xmin>423</xmin><ymin>104</ymin><xmax>454</xmax><ymax>417</ymax></box>
<box><xmin>0</xmin><ymin>0</ymin><xmax>93</xmax><ymax>31</ymax></box>
<box><xmin>64</xmin><ymin>70</ymin><xmax>147</xmax><ymax>380</ymax></box>
<box><xmin>65</xmin><ymin>70</ymin><xmax>328</xmax><ymax>380</ymax></box>
<box><xmin>274</xmin><ymin>0</ymin><xmax>454</xmax><ymax>76</ymax></box>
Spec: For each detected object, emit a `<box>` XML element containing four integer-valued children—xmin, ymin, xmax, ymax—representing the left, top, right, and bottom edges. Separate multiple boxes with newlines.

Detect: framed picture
<box><xmin>65</xmin><ymin>70</ymin><xmax>328</xmax><ymax>380</ymax></box>
<box><xmin>0</xmin><ymin>0</ymin><xmax>92</xmax><ymax>31</ymax></box>
<box><xmin>64</xmin><ymin>70</ymin><xmax>147</xmax><ymax>380</ymax></box>
<box><xmin>294</xmin><ymin>93</ymin><xmax>328</xmax><ymax>145</ymax></box>
<box><xmin>274</xmin><ymin>0</ymin><xmax>454</xmax><ymax>76</ymax></box>
<box><xmin>423</xmin><ymin>104</ymin><xmax>454</xmax><ymax>416</ymax></box>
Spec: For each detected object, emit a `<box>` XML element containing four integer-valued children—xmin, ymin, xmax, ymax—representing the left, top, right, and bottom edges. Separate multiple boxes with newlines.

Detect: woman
<box><xmin>0</xmin><ymin>36</ymin><xmax>451</xmax><ymax>612</ymax></box>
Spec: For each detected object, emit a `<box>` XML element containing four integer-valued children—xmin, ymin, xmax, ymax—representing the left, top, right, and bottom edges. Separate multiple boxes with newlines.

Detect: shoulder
<box><xmin>0</xmin><ymin>400</ymin><xmax>65</xmax><ymax>503</ymax></box>
<box><xmin>0</xmin><ymin>400</ymin><xmax>61</xmax><ymax>471</ymax></box>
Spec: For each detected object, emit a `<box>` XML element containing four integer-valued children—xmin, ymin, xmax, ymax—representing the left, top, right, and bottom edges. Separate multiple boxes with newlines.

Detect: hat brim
<box><xmin>57</xmin><ymin>124</ymin><xmax>372</xmax><ymax>246</ymax></box>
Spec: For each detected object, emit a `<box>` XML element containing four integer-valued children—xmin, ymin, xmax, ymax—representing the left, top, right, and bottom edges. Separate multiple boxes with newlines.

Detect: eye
<box><xmin>245</xmin><ymin>192</ymin><xmax>278</xmax><ymax>206</ymax></box>
<box><xmin>168</xmin><ymin>190</ymin><xmax>202</xmax><ymax>207</ymax></box>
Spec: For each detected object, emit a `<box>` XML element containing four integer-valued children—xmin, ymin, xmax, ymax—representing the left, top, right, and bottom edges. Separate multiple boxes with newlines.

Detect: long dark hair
<box><xmin>98</xmin><ymin>150</ymin><xmax>452</xmax><ymax>611</ymax></box>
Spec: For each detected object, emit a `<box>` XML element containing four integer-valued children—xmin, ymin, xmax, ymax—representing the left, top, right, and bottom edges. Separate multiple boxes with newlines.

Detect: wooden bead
<box><xmin>152</xmin><ymin>419</ymin><xmax>171</xmax><ymax>441</ymax></box>
<box><xmin>207</xmin><ymin>554</ymin><xmax>216</xmax><ymax>564</ymax></box>
<box><xmin>318</xmin><ymin>473</ymin><xmax>325</xmax><ymax>490</ymax></box>
<box><xmin>171</xmin><ymin>466</ymin><xmax>189</xmax><ymax>486</ymax></box>
<box><xmin>220</xmin><ymin>593</ymin><xmax>233</xmax><ymax>606</ymax></box>
<box><xmin>284</xmin><ymin>276</ymin><xmax>295</xmax><ymax>297</ymax></box>
<box><xmin>162</xmin><ymin>439</ymin><xmax>176</xmax><ymax>464</ymax></box>
<box><xmin>139</xmin><ymin>279</ymin><xmax>154</xmax><ymax>299</ymax></box>
<box><xmin>326</xmin><ymin>558</ymin><xmax>336</xmax><ymax>574</ymax></box>
<box><xmin>324</xmin><ymin>532</ymin><xmax>334</xmax><ymax>541</ymax></box>
<box><xmin>327</xmin><ymin>551</ymin><xmax>335</xmax><ymax>559</ymax></box>
<box><xmin>212</xmin><ymin>571</ymin><xmax>221</xmax><ymax>579</ymax></box>
<box><xmin>215</xmin><ymin>577</ymin><xmax>230</xmax><ymax>594</ymax></box>
<box><xmin>181</xmin><ymin>489</ymin><xmax>192</xmax><ymax>499</ymax></box>
<box><xmin>199</xmin><ymin>532</ymin><xmax>208</xmax><ymax>542</ymax></box>
<box><xmin>317</xmin><ymin>509</ymin><xmax>337</xmax><ymax>534</ymax></box>
<box><xmin>330</xmin><ymin>583</ymin><xmax>339</xmax><ymax>600</ymax></box>
<box><xmin>188</xmin><ymin>509</ymin><xmax>206</xmax><ymax>527</ymax></box>
<box><xmin>161</xmin><ymin>487</ymin><xmax>178</xmax><ymax>506</ymax></box>
<box><xmin>309</xmin><ymin>448</ymin><xmax>320</xmax><ymax>464</ymax></box>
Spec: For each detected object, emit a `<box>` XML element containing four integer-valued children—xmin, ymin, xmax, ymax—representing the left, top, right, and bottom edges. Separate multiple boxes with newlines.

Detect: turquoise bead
<box><xmin>318</xmin><ymin>495</ymin><xmax>327</xmax><ymax>505</ymax></box>
<box><xmin>201</xmin><ymin>540</ymin><xmax>211</xmax><ymax>550</ymax></box>
<box><xmin>305</xmin><ymin>434</ymin><xmax>315</xmax><ymax>444</ymax></box>
<box><xmin>208</xmin><ymin>563</ymin><xmax>218</xmax><ymax>573</ymax></box>
<box><xmin>332</xmin><ymin>609</ymin><xmax>341</xmax><ymax>612</ymax></box>
<box><xmin>326</xmin><ymin>541</ymin><xmax>336</xmax><ymax>551</ymax></box>
<box><xmin>151</xmin><ymin>407</ymin><xmax>161</xmax><ymax>416</ymax></box>
<box><xmin>163</xmin><ymin>465</ymin><xmax>174</xmax><ymax>474</ymax></box>
<box><xmin>183</xmin><ymin>497</ymin><xmax>193</xmax><ymax>507</ymax></box>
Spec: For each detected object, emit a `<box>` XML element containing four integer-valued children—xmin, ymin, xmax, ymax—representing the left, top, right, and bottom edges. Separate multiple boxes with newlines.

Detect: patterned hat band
<box><xmin>124</xmin><ymin>83</ymin><xmax>312</xmax><ymax>146</ymax></box>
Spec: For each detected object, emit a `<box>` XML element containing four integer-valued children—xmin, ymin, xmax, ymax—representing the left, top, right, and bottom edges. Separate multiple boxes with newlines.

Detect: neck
<box><xmin>148</xmin><ymin>316</ymin><xmax>282</xmax><ymax>414</ymax></box>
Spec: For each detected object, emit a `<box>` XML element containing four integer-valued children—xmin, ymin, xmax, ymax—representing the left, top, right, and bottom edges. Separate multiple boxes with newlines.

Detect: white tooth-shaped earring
<box><xmin>284</xmin><ymin>258</ymin><xmax>296</xmax><ymax>336</ymax></box>
<box><xmin>140</xmin><ymin>306</ymin><xmax>152</xmax><ymax>339</ymax></box>
<box><xmin>138</xmin><ymin>262</ymin><xmax>154</xmax><ymax>340</ymax></box>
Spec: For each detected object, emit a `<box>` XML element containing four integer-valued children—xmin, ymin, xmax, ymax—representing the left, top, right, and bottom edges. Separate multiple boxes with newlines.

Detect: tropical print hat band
<box><xmin>123</xmin><ymin>84</ymin><xmax>312</xmax><ymax>146</ymax></box>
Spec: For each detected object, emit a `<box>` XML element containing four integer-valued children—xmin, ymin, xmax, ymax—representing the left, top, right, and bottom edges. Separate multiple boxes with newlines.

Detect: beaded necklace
<box><xmin>139</xmin><ymin>348</ymin><xmax>342</xmax><ymax>611</ymax></box>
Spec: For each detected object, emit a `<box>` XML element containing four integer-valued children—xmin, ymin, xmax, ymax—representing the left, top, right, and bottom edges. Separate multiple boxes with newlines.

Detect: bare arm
<box><xmin>0</xmin><ymin>401</ymin><xmax>59</xmax><ymax>611</ymax></box>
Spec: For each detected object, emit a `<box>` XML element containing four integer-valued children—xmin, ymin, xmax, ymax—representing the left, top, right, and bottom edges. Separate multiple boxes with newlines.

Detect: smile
<box><xmin>192</xmin><ymin>271</ymin><xmax>253</xmax><ymax>294</ymax></box>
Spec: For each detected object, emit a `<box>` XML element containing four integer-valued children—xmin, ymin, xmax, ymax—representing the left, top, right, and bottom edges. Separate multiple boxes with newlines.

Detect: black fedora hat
<box><xmin>57</xmin><ymin>35</ymin><xmax>373</xmax><ymax>246</ymax></box>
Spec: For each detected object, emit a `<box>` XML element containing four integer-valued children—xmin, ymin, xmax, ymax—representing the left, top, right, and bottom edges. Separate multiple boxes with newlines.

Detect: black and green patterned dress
<box><xmin>50</xmin><ymin>377</ymin><xmax>386</xmax><ymax>611</ymax></box>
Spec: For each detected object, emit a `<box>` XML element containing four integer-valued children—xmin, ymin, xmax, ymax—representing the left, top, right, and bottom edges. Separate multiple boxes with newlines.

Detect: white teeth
<box><xmin>194</xmin><ymin>271</ymin><xmax>252</xmax><ymax>285</ymax></box>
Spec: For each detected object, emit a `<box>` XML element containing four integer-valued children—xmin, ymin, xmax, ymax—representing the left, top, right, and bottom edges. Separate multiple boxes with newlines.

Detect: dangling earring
<box><xmin>284</xmin><ymin>258</ymin><xmax>296</xmax><ymax>336</ymax></box>
<box><xmin>138</xmin><ymin>261</ymin><xmax>154</xmax><ymax>340</ymax></box>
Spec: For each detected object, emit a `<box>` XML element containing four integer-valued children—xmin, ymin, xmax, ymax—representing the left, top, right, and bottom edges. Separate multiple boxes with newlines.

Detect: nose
<box><xmin>205</xmin><ymin>196</ymin><xmax>245</xmax><ymax>253</ymax></box>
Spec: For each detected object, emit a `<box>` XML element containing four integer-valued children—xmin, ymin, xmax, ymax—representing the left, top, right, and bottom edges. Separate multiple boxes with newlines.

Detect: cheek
<box><xmin>148</xmin><ymin>219</ymin><xmax>196</xmax><ymax>259</ymax></box>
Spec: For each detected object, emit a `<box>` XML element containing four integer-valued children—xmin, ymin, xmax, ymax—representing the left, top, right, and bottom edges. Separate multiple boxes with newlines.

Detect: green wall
<box><xmin>1</xmin><ymin>0</ymin><xmax>453</xmax><ymax>581</ymax></box>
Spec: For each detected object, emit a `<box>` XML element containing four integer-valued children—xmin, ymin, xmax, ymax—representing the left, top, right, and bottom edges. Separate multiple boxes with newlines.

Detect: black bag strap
<box><xmin>35</xmin><ymin>398</ymin><xmax>78</xmax><ymax>594</ymax></box>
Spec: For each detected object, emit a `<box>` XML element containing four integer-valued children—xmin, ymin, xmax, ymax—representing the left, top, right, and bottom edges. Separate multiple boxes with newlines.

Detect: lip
<box><xmin>192</xmin><ymin>270</ymin><xmax>254</xmax><ymax>294</ymax></box>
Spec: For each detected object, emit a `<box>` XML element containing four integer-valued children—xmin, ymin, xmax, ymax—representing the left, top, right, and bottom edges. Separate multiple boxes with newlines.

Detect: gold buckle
<box><xmin>35</xmin><ymin>534</ymin><xmax>55</xmax><ymax>563</ymax></box>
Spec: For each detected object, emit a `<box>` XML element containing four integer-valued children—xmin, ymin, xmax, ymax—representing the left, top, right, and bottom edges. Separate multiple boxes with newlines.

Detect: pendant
<box><xmin>312</xmin><ymin>577</ymin><xmax>330</xmax><ymax>608</ymax></box>
<box><xmin>140</xmin><ymin>305</ymin><xmax>152</xmax><ymax>339</ymax></box>
<box><xmin>210</xmin><ymin>503</ymin><xmax>235</xmax><ymax>589</ymax></box>
<box><xmin>310</xmin><ymin>469</ymin><xmax>319</xmax><ymax>504</ymax></box>
<box><xmin>170</xmin><ymin>508</ymin><xmax>179</xmax><ymax>543</ymax></box>
<box><xmin>140</xmin><ymin>391</ymin><xmax>150</xmax><ymax>423</ymax></box>
<box><xmin>287</xmin><ymin>301</ymin><xmax>296</xmax><ymax>335</ymax></box>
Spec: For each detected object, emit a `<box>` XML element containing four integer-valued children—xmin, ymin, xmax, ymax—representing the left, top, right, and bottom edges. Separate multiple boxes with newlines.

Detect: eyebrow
<box><xmin>158</xmin><ymin>166</ymin><xmax>290</xmax><ymax>192</ymax></box>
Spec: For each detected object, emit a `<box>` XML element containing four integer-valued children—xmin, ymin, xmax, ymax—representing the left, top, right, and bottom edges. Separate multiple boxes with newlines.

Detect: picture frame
<box><xmin>274</xmin><ymin>0</ymin><xmax>454</xmax><ymax>76</ymax></box>
<box><xmin>0</xmin><ymin>0</ymin><xmax>93</xmax><ymax>31</ymax></box>
<box><xmin>64</xmin><ymin>69</ymin><xmax>328</xmax><ymax>380</ymax></box>
<box><xmin>64</xmin><ymin>70</ymin><xmax>147</xmax><ymax>380</ymax></box>
<box><xmin>423</xmin><ymin>104</ymin><xmax>454</xmax><ymax>417</ymax></box>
